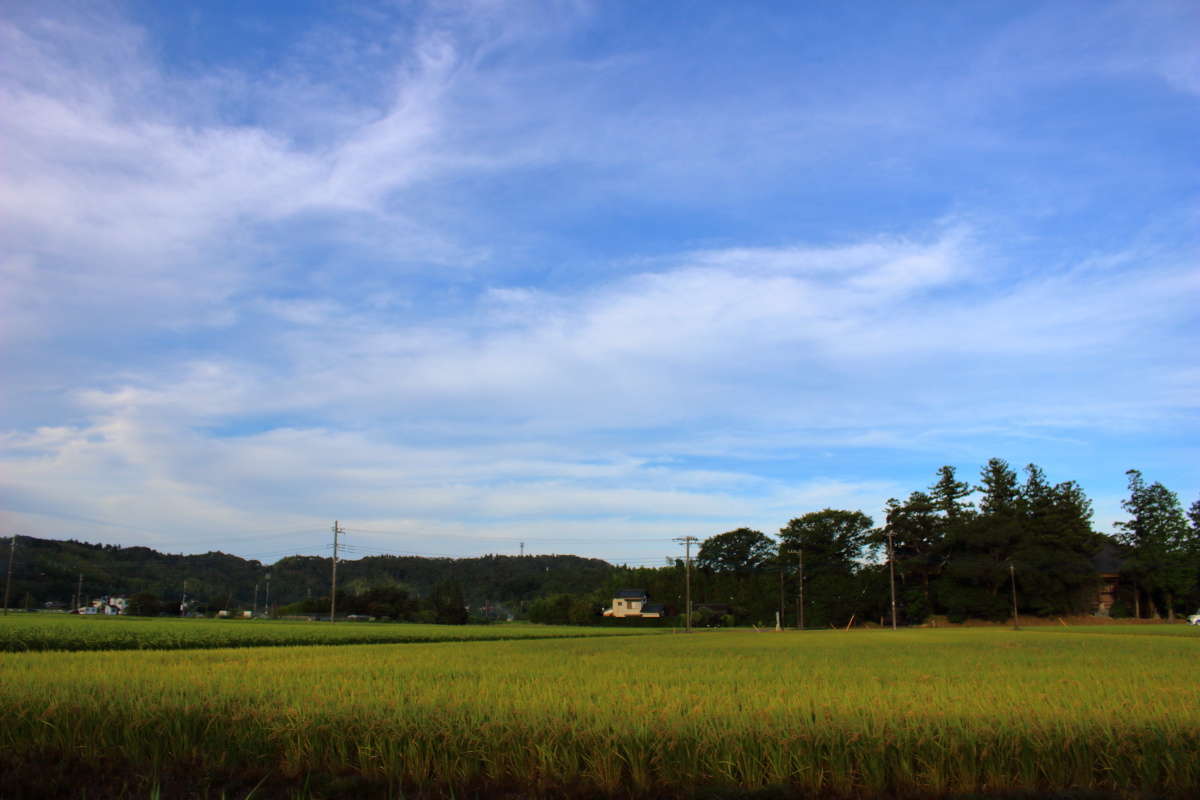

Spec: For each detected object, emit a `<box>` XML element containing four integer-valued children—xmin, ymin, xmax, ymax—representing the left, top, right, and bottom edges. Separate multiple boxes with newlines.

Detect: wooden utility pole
<box><xmin>778</xmin><ymin>557</ymin><xmax>785</xmax><ymax>628</ymax></box>
<box><xmin>886</xmin><ymin>528</ymin><xmax>897</xmax><ymax>631</ymax></box>
<box><xmin>778</xmin><ymin>547</ymin><xmax>794</xmax><ymax>629</ymax></box>
<box><xmin>75</xmin><ymin>573</ymin><xmax>83</xmax><ymax>612</ymax></box>
<box><xmin>1010</xmin><ymin>562</ymin><xmax>1019</xmax><ymax>630</ymax></box>
<box><xmin>674</xmin><ymin>536</ymin><xmax>699</xmax><ymax>632</ymax></box>
<box><xmin>264</xmin><ymin>572</ymin><xmax>271</xmax><ymax>618</ymax></box>
<box><xmin>330</xmin><ymin>521</ymin><xmax>342</xmax><ymax>623</ymax></box>
<box><xmin>797</xmin><ymin>545</ymin><xmax>805</xmax><ymax>630</ymax></box>
<box><xmin>2</xmin><ymin>535</ymin><xmax>15</xmax><ymax>616</ymax></box>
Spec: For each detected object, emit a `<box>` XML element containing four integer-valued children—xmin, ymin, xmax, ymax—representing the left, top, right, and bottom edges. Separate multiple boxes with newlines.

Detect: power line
<box><xmin>340</xmin><ymin>527</ymin><xmax>675</xmax><ymax>544</ymax></box>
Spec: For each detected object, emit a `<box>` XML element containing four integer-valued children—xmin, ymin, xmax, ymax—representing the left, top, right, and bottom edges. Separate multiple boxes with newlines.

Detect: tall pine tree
<box><xmin>877</xmin><ymin>491</ymin><xmax>942</xmax><ymax>622</ymax></box>
<box><xmin>1012</xmin><ymin>465</ymin><xmax>1099</xmax><ymax>615</ymax></box>
<box><xmin>1115</xmin><ymin>470</ymin><xmax>1193</xmax><ymax>619</ymax></box>
<box><xmin>945</xmin><ymin>458</ymin><xmax>1023</xmax><ymax>621</ymax></box>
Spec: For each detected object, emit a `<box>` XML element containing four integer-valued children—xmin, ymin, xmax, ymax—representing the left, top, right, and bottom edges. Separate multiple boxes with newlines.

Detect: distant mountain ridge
<box><xmin>1</xmin><ymin>535</ymin><xmax>616</xmax><ymax>611</ymax></box>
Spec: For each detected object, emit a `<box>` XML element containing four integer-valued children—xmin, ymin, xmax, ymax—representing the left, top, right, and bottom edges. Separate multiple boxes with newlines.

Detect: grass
<box><xmin>0</xmin><ymin>613</ymin><xmax>662</xmax><ymax>652</ymax></box>
<box><xmin>2</xmin><ymin>626</ymin><xmax>1198</xmax><ymax>798</ymax></box>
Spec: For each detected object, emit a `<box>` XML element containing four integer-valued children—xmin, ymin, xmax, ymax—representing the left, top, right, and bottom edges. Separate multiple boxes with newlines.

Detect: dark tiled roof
<box><xmin>641</xmin><ymin>603</ymin><xmax>666</xmax><ymax>614</ymax></box>
<box><xmin>615</xmin><ymin>588</ymin><xmax>647</xmax><ymax>598</ymax></box>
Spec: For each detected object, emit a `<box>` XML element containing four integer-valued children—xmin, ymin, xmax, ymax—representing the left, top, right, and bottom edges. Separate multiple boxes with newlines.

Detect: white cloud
<box><xmin>982</xmin><ymin>0</ymin><xmax>1200</xmax><ymax>98</ymax></box>
<box><xmin>0</xmin><ymin>408</ymin><xmax>900</xmax><ymax>560</ymax></box>
<box><xmin>6</xmin><ymin>220</ymin><xmax>1189</xmax><ymax>556</ymax></box>
<box><xmin>0</xmin><ymin>6</ymin><xmax>542</xmax><ymax>347</ymax></box>
<box><xmin>34</xmin><ymin>219</ymin><xmax>1191</xmax><ymax>441</ymax></box>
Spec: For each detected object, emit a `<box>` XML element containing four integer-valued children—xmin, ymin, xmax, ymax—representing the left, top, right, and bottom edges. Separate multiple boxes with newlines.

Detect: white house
<box><xmin>80</xmin><ymin>596</ymin><xmax>128</xmax><ymax>615</ymax></box>
<box><xmin>603</xmin><ymin>589</ymin><xmax>665</xmax><ymax>619</ymax></box>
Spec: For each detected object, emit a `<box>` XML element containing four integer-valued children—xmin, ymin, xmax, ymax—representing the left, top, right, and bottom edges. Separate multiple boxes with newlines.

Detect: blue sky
<box><xmin>1</xmin><ymin>0</ymin><xmax>1197</xmax><ymax>564</ymax></box>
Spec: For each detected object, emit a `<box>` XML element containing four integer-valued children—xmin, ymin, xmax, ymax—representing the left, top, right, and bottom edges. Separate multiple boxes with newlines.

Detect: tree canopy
<box><xmin>696</xmin><ymin>528</ymin><xmax>775</xmax><ymax>574</ymax></box>
<box><xmin>1115</xmin><ymin>470</ymin><xmax>1195</xmax><ymax>619</ymax></box>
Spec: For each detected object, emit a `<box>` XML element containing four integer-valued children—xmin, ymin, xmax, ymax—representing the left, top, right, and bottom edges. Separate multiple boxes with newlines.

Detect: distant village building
<box><xmin>603</xmin><ymin>589</ymin><xmax>665</xmax><ymax>619</ymax></box>
<box><xmin>79</xmin><ymin>596</ymin><xmax>128</xmax><ymax>615</ymax></box>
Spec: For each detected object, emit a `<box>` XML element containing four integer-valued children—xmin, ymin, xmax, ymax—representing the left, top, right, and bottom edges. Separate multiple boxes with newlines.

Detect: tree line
<box><xmin>5</xmin><ymin>460</ymin><xmax>1197</xmax><ymax>625</ymax></box>
<box><xmin>529</xmin><ymin>460</ymin><xmax>1199</xmax><ymax>627</ymax></box>
<box><xmin>0</xmin><ymin>541</ymin><xmax>613</xmax><ymax>618</ymax></box>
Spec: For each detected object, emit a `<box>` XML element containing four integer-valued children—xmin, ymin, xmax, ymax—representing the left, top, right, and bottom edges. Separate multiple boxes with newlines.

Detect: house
<box><xmin>604</xmin><ymin>589</ymin><xmax>658</xmax><ymax>618</ymax></box>
<box><xmin>639</xmin><ymin>603</ymin><xmax>666</xmax><ymax>618</ymax></box>
<box><xmin>1092</xmin><ymin>539</ymin><xmax>1124</xmax><ymax>616</ymax></box>
<box><xmin>80</xmin><ymin>596</ymin><xmax>128</xmax><ymax>615</ymax></box>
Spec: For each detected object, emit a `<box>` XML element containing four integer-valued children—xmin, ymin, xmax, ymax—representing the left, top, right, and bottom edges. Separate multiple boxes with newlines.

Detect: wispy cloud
<box><xmin>1</xmin><ymin>1</ymin><xmax>1196</xmax><ymax>558</ymax></box>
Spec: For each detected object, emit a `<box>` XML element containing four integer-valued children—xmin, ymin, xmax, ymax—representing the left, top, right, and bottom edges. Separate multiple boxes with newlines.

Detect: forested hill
<box><xmin>1</xmin><ymin>536</ymin><xmax>615</xmax><ymax>611</ymax></box>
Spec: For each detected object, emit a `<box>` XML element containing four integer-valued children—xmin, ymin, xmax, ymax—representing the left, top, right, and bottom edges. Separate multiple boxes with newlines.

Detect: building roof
<box><xmin>615</xmin><ymin>588</ymin><xmax>647</xmax><ymax>598</ymax></box>
<box><xmin>641</xmin><ymin>603</ymin><xmax>667</xmax><ymax>614</ymax></box>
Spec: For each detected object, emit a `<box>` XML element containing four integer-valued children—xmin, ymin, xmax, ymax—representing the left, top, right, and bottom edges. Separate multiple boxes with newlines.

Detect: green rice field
<box><xmin>0</xmin><ymin>613</ymin><xmax>658</xmax><ymax>652</ymax></box>
<box><xmin>2</xmin><ymin>624</ymin><xmax>1198</xmax><ymax>798</ymax></box>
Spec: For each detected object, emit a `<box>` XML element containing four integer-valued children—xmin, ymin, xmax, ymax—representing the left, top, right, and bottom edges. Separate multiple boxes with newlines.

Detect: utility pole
<box><xmin>3</xmin><ymin>534</ymin><xmax>15</xmax><ymax>616</ymax></box>
<box><xmin>331</xmin><ymin>521</ymin><xmax>342</xmax><ymax>623</ymax></box>
<box><xmin>797</xmin><ymin>545</ymin><xmax>805</xmax><ymax>631</ymax></box>
<box><xmin>253</xmin><ymin>582</ymin><xmax>259</xmax><ymax>616</ymax></box>
<box><xmin>1009</xmin><ymin>562</ymin><xmax>1019</xmax><ymax>630</ymax></box>
<box><xmin>778</xmin><ymin>551</ymin><xmax>786</xmax><ymax>629</ymax></box>
<box><xmin>76</xmin><ymin>573</ymin><xmax>83</xmax><ymax>612</ymax></box>
<box><xmin>180</xmin><ymin>579</ymin><xmax>188</xmax><ymax>617</ymax></box>
<box><xmin>781</xmin><ymin>548</ymin><xmax>802</xmax><ymax>629</ymax></box>
<box><xmin>265</xmin><ymin>572</ymin><xmax>271</xmax><ymax>618</ymax></box>
<box><xmin>886</xmin><ymin>527</ymin><xmax>898</xmax><ymax>631</ymax></box>
<box><xmin>673</xmin><ymin>536</ymin><xmax>699</xmax><ymax>633</ymax></box>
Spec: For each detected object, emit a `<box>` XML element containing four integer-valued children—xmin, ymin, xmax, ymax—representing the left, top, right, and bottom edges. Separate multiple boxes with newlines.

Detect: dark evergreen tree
<box><xmin>1116</xmin><ymin>470</ymin><xmax>1194</xmax><ymax>619</ymax></box>
<box><xmin>1187</xmin><ymin>498</ymin><xmax>1200</xmax><ymax>613</ymax></box>
<box><xmin>929</xmin><ymin>465</ymin><xmax>974</xmax><ymax>523</ymax></box>
<box><xmin>125</xmin><ymin>591</ymin><xmax>162</xmax><ymax>616</ymax></box>
<box><xmin>1010</xmin><ymin>465</ymin><xmax>1099</xmax><ymax>615</ymax></box>
<box><xmin>940</xmin><ymin>459</ymin><xmax>1021</xmax><ymax>621</ymax></box>
<box><xmin>431</xmin><ymin>579</ymin><xmax>469</xmax><ymax>625</ymax></box>
<box><xmin>875</xmin><ymin>491</ymin><xmax>942</xmax><ymax>622</ymax></box>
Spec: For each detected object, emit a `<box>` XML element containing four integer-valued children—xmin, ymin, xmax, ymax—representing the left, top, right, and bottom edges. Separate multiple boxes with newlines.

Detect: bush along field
<box><xmin>2</xmin><ymin>627</ymin><xmax>1200</xmax><ymax>798</ymax></box>
<box><xmin>0</xmin><ymin>613</ymin><xmax>662</xmax><ymax>652</ymax></box>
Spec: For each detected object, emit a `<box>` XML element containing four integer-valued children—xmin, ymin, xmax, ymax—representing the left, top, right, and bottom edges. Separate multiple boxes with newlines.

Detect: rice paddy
<box><xmin>2</xmin><ymin>624</ymin><xmax>1198</xmax><ymax>798</ymax></box>
<box><xmin>0</xmin><ymin>613</ymin><xmax>658</xmax><ymax>652</ymax></box>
